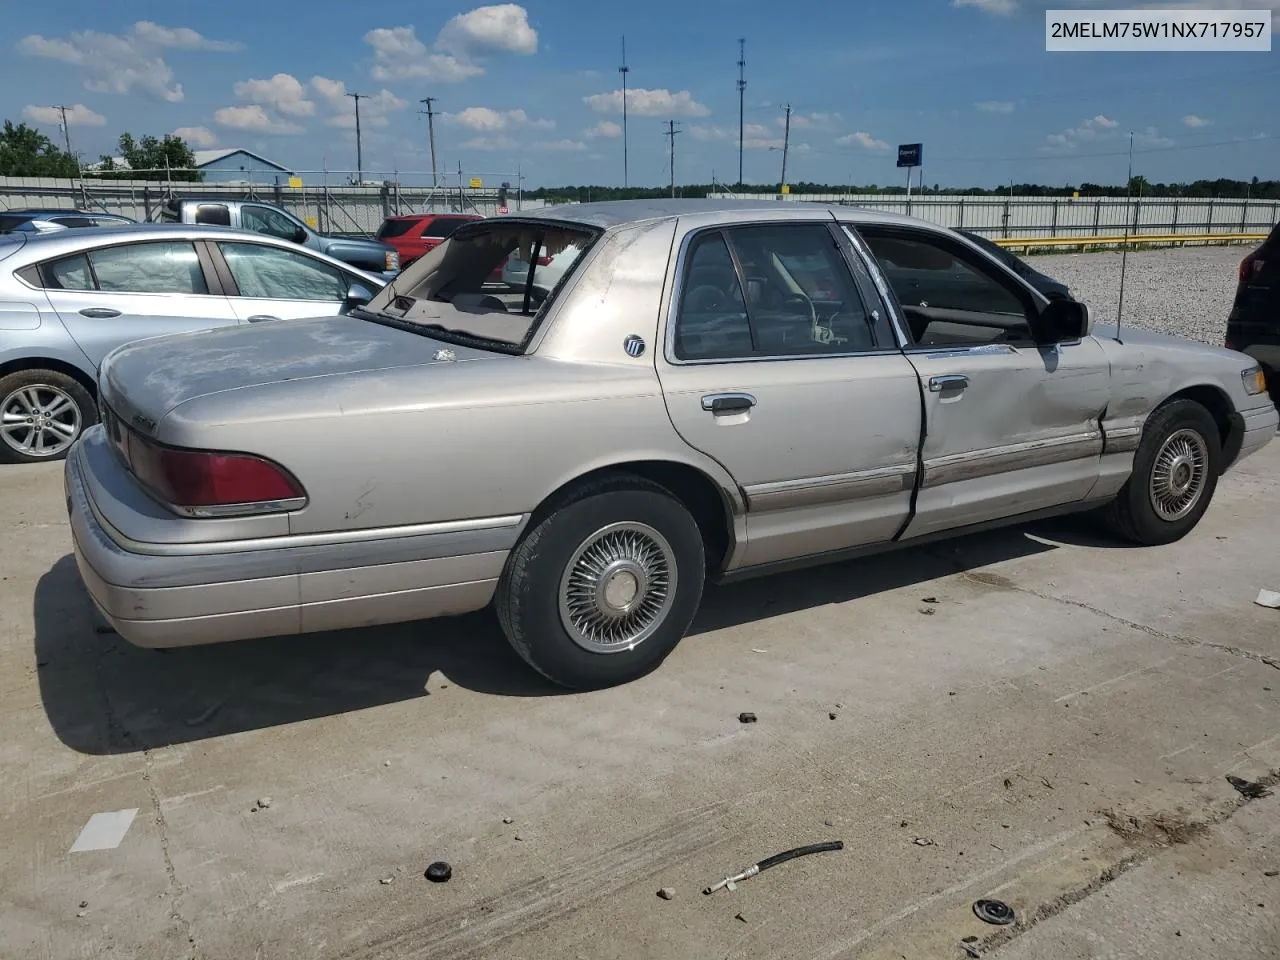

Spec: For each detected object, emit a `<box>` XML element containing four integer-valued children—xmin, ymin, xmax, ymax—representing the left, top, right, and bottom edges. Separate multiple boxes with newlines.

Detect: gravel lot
<box><xmin>1035</xmin><ymin>244</ymin><xmax>1247</xmax><ymax>346</ymax></box>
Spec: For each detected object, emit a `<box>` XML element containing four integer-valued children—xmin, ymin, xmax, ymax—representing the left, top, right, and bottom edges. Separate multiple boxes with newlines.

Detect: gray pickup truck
<box><xmin>159</xmin><ymin>197</ymin><xmax>399</xmax><ymax>277</ymax></box>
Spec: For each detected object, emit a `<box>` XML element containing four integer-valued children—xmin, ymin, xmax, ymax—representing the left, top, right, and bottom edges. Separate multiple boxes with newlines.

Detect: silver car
<box><xmin>65</xmin><ymin>200</ymin><xmax>1277</xmax><ymax>689</ymax></box>
<box><xmin>0</xmin><ymin>224</ymin><xmax>384</xmax><ymax>463</ymax></box>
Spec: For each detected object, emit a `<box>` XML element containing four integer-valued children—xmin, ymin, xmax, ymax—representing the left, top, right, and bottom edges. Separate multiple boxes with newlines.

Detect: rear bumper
<box><xmin>65</xmin><ymin>435</ymin><xmax>522</xmax><ymax>648</ymax></box>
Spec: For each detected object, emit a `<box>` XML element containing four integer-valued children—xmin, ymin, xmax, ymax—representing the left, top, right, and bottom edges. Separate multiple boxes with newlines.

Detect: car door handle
<box><xmin>78</xmin><ymin>307</ymin><xmax>121</xmax><ymax>319</ymax></box>
<box><xmin>928</xmin><ymin>374</ymin><xmax>969</xmax><ymax>392</ymax></box>
<box><xmin>701</xmin><ymin>393</ymin><xmax>757</xmax><ymax>414</ymax></box>
<box><xmin>247</xmin><ymin>314</ymin><xmax>280</xmax><ymax>323</ymax></box>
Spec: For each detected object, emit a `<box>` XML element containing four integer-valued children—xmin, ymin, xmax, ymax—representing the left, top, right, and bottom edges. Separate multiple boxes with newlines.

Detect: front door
<box><xmin>40</xmin><ymin>239</ymin><xmax>238</xmax><ymax>366</ymax></box>
<box><xmin>657</xmin><ymin>219</ymin><xmax>923</xmax><ymax>569</ymax></box>
<box><xmin>853</xmin><ymin>224</ymin><xmax>1109</xmax><ymax>539</ymax></box>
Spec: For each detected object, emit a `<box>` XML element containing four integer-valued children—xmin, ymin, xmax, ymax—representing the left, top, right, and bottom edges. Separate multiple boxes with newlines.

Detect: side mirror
<box><xmin>1039</xmin><ymin>298</ymin><xmax>1091</xmax><ymax>344</ymax></box>
<box><xmin>346</xmin><ymin>282</ymin><xmax>374</xmax><ymax>306</ymax></box>
<box><xmin>292</xmin><ymin>225</ymin><xmax>308</xmax><ymax>244</ymax></box>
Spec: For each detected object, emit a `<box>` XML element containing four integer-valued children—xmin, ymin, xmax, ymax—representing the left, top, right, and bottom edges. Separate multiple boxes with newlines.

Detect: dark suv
<box><xmin>1227</xmin><ymin>224</ymin><xmax>1280</xmax><ymax>402</ymax></box>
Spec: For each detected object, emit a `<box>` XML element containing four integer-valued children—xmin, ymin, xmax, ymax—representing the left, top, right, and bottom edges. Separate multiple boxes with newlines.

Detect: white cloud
<box><xmin>782</xmin><ymin>111</ymin><xmax>840</xmax><ymax>130</ymax></box>
<box><xmin>18</xmin><ymin>22</ymin><xmax>240</xmax><ymax>102</ymax></box>
<box><xmin>1135</xmin><ymin>125</ymin><xmax>1174</xmax><ymax>148</ymax></box>
<box><xmin>214</xmin><ymin>105</ymin><xmax>304</xmax><ymax>135</ymax></box>
<box><xmin>130</xmin><ymin>21</ymin><xmax>243</xmax><ymax>51</ymax></box>
<box><xmin>364</xmin><ymin>4</ymin><xmax>537</xmax><ymax>83</ymax></box>
<box><xmin>460</xmin><ymin>135</ymin><xmax>518</xmax><ymax>150</ymax></box>
<box><xmin>309</xmin><ymin>78</ymin><xmax>406</xmax><ymax>129</ymax></box>
<box><xmin>234</xmin><ymin>74</ymin><xmax>315</xmax><ymax>117</ymax></box>
<box><xmin>446</xmin><ymin>106</ymin><xmax>553</xmax><ymax>131</ymax></box>
<box><xmin>743</xmin><ymin>136</ymin><xmax>784</xmax><ymax>150</ymax></box>
<box><xmin>836</xmin><ymin>131</ymin><xmax>890</xmax><ymax>151</ymax></box>
<box><xmin>23</xmin><ymin>103</ymin><xmax>106</xmax><ymax>127</ymax></box>
<box><xmin>364</xmin><ymin>27</ymin><xmax>482</xmax><ymax>82</ymax></box>
<box><xmin>688</xmin><ymin>124</ymin><xmax>729</xmax><ymax>141</ymax></box>
<box><xmin>1183</xmin><ymin>114</ymin><xmax>1211</xmax><ymax>128</ymax></box>
<box><xmin>585</xmin><ymin>120</ymin><xmax>621</xmax><ymax>139</ymax></box>
<box><xmin>583</xmin><ymin>88</ymin><xmax>710</xmax><ymax>117</ymax></box>
<box><xmin>953</xmin><ymin>0</ymin><xmax>1017</xmax><ymax>13</ymax></box>
<box><xmin>437</xmin><ymin>3</ymin><xmax>538</xmax><ymax>56</ymax></box>
<box><xmin>1045</xmin><ymin>114</ymin><xmax>1121</xmax><ymax>149</ymax></box>
<box><xmin>534</xmin><ymin>138</ymin><xmax>585</xmax><ymax>151</ymax></box>
<box><xmin>173</xmin><ymin>126</ymin><xmax>217</xmax><ymax>147</ymax></box>
<box><xmin>743</xmin><ymin>122</ymin><xmax>772</xmax><ymax>138</ymax></box>
<box><xmin>975</xmin><ymin>100</ymin><xmax>1015</xmax><ymax>113</ymax></box>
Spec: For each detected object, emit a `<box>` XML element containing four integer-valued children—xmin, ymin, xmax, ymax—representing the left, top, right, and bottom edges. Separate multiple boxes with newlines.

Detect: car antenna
<box><xmin>1114</xmin><ymin>130</ymin><xmax>1135</xmax><ymax>344</ymax></box>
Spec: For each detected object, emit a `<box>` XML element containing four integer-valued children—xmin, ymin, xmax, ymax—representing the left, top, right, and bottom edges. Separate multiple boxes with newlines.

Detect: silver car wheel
<box><xmin>1148</xmin><ymin>427</ymin><xmax>1209</xmax><ymax>522</ymax></box>
<box><xmin>0</xmin><ymin>384</ymin><xmax>82</xmax><ymax>459</ymax></box>
<box><xmin>558</xmin><ymin>521</ymin><xmax>677</xmax><ymax>654</ymax></box>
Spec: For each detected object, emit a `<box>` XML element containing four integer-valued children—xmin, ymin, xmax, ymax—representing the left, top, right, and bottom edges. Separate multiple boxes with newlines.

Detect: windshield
<box><xmin>365</xmin><ymin>220</ymin><xmax>596</xmax><ymax>349</ymax></box>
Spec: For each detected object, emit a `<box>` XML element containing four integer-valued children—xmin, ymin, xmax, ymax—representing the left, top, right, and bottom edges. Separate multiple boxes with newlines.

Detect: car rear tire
<box><xmin>496</xmin><ymin>476</ymin><xmax>706</xmax><ymax>689</ymax></box>
<box><xmin>0</xmin><ymin>369</ymin><xmax>96</xmax><ymax>465</ymax></box>
<box><xmin>1101</xmin><ymin>399</ymin><xmax>1221</xmax><ymax>546</ymax></box>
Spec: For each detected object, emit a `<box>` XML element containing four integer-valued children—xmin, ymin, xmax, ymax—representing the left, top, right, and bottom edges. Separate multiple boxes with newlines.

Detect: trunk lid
<box><xmin>99</xmin><ymin>314</ymin><xmax>501</xmax><ymax>433</ymax></box>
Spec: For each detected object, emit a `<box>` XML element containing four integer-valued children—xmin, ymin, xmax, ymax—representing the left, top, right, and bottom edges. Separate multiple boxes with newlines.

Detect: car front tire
<box><xmin>0</xmin><ymin>369</ymin><xmax>96</xmax><ymax>465</ymax></box>
<box><xmin>1102</xmin><ymin>399</ymin><xmax>1221</xmax><ymax>545</ymax></box>
<box><xmin>496</xmin><ymin>476</ymin><xmax>706</xmax><ymax>690</ymax></box>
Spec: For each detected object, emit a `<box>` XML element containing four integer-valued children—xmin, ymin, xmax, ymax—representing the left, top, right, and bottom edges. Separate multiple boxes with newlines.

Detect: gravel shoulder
<box><xmin>1034</xmin><ymin>245</ymin><xmax>1247</xmax><ymax>345</ymax></box>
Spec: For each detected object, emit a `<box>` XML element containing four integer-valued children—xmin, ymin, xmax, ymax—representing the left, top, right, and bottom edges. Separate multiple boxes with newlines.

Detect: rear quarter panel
<box><xmin>163</xmin><ymin>356</ymin><xmax>740</xmax><ymax>537</ymax></box>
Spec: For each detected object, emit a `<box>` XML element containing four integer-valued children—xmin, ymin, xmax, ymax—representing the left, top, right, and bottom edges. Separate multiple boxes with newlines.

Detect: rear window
<box><xmin>376</xmin><ymin>219</ymin><xmax>418</xmax><ymax>239</ymax></box>
<box><xmin>0</xmin><ymin>215</ymin><xmax>30</xmax><ymax>233</ymax></box>
<box><xmin>424</xmin><ymin>217</ymin><xmax>470</xmax><ymax>239</ymax></box>
<box><xmin>367</xmin><ymin>221</ymin><xmax>597</xmax><ymax>350</ymax></box>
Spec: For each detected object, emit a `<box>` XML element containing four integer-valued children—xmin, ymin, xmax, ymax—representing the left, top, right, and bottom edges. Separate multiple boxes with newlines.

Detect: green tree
<box><xmin>95</xmin><ymin>132</ymin><xmax>202</xmax><ymax>181</ymax></box>
<box><xmin>0</xmin><ymin>121</ymin><xmax>79</xmax><ymax>177</ymax></box>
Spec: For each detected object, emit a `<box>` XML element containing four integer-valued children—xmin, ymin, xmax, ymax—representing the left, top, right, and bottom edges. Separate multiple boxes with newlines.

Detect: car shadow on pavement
<box><xmin>35</xmin><ymin>514</ymin><xmax>1124</xmax><ymax>756</ymax></box>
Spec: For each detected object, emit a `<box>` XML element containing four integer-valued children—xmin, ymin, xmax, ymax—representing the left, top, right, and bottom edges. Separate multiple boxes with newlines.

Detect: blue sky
<box><xmin>6</xmin><ymin>0</ymin><xmax>1278</xmax><ymax>188</ymax></box>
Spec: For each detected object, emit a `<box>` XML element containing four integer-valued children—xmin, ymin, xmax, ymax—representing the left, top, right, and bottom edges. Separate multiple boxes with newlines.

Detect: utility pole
<box><xmin>779</xmin><ymin>104</ymin><xmax>792</xmax><ymax>192</ymax></box>
<box><xmin>737</xmin><ymin>39</ymin><xmax>746</xmax><ymax>187</ymax></box>
<box><xmin>52</xmin><ymin>105</ymin><xmax>75</xmax><ymax>158</ymax></box>
<box><xmin>619</xmin><ymin>36</ymin><xmax>630</xmax><ymax>189</ymax></box>
<box><xmin>347</xmin><ymin>92</ymin><xmax>365</xmax><ymax>184</ymax></box>
<box><xmin>418</xmin><ymin>97</ymin><xmax>439</xmax><ymax>187</ymax></box>
<box><xmin>665</xmin><ymin>120</ymin><xmax>682</xmax><ymax>198</ymax></box>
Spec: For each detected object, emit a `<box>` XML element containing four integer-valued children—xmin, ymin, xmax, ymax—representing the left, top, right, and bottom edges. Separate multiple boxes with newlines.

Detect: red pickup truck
<box><xmin>375</xmin><ymin>213</ymin><xmax>481</xmax><ymax>267</ymax></box>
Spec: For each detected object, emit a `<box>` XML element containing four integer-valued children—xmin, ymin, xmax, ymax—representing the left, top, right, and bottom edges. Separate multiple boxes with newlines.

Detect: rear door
<box><xmin>39</xmin><ymin>239</ymin><xmax>238</xmax><ymax>366</ymax></box>
<box><xmin>851</xmin><ymin>222</ymin><xmax>1108</xmax><ymax>539</ymax></box>
<box><xmin>657</xmin><ymin>217</ymin><xmax>923</xmax><ymax>569</ymax></box>
<box><xmin>210</xmin><ymin>239</ymin><xmax>363</xmax><ymax>322</ymax></box>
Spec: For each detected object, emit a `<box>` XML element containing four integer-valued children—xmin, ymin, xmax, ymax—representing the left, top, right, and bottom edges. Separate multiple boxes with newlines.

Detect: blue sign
<box><xmin>897</xmin><ymin>143</ymin><xmax>922</xmax><ymax>168</ymax></box>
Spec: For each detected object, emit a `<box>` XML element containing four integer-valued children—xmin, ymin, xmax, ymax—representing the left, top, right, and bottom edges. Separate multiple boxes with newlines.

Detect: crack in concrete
<box><xmin>972</xmin><ymin>769</ymin><xmax>1280</xmax><ymax>955</ymax></box>
<box><xmin>942</xmin><ymin>559</ymin><xmax>1280</xmax><ymax>671</ymax></box>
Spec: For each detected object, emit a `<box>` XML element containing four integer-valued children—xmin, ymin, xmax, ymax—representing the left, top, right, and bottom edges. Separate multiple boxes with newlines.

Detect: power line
<box><xmin>737</xmin><ymin>38</ymin><xmax>746</xmax><ymax>187</ymax></box>
<box><xmin>619</xmin><ymin>36</ymin><xmax>630</xmax><ymax>188</ymax></box>
<box><xmin>665</xmin><ymin>120</ymin><xmax>682</xmax><ymax>198</ymax></box>
<box><xmin>418</xmin><ymin>98</ymin><xmax>439</xmax><ymax>187</ymax></box>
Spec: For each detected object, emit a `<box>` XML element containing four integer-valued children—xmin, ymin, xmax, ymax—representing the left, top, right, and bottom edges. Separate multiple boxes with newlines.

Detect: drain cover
<box><xmin>973</xmin><ymin>898</ymin><xmax>1015</xmax><ymax>925</ymax></box>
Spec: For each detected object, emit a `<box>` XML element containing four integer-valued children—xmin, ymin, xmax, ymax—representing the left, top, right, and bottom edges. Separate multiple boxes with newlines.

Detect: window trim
<box><xmin>35</xmin><ymin>239</ymin><xmax>220</xmax><ymax>297</ymax></box>
<box><xmin>213</xmin><ymin>239</ymin><xmax>352</xmax><ymax>302</ymax></box>
<box><xmin>851</xmin><ymin>223</ymin><xmax>1046</xmax><ymax>351</ymax></box>
<box><xmin>664</xmin><ymin>220</ymin><xmax>894</xmax><ymax>366</ymax></box>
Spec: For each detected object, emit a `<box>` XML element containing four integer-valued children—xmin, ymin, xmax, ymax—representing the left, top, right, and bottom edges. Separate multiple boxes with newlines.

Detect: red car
<box><xmin>375</xmin><ymin>213</ymin><xmax>481</xmax><ymax>267</ymax></box>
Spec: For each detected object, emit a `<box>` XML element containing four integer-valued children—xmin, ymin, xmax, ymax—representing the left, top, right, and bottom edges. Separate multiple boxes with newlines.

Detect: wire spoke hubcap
<box><xmin>0</xmin><ymin>384</ymin><xmax>81</xmax><ymax>458</ymax></box>
<box><xmin>559</xmin><ymin>521</ymin><xmax>677</xmax><ymax>654</ymax></box>
<box><xmin>1148</xmin><ymin>427</ymin><xmax>1209</xmax><ymax>522</ymax></box>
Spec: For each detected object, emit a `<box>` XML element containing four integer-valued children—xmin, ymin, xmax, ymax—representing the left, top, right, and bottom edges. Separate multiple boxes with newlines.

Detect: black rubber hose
<box><xmin>757</xmin><ymin>840</ymin><xmax>844</xmax><ymax>872</ymax></box>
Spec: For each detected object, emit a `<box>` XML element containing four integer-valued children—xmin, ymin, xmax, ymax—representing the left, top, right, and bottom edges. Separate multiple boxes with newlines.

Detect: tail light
<box><xmin>110</xmin><ymin>412</ymin><xmax>305</xmax><ymax>518</ymax></box>
<box><xmin>536</xmin><ymin>255</ymin><xmax>553</xmax><ymax>266</ymax></box>
<box><xmin>1239</xmin><ymin>254</ymin><xmax>1263</xmax><ymax>281</ymax></box>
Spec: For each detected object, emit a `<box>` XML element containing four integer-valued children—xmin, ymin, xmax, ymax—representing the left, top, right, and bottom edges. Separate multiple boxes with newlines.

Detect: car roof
<box><xmin>507</xmin><ymin>197</ymin><xmax>927</xmax><ymax>231</ymax></box>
